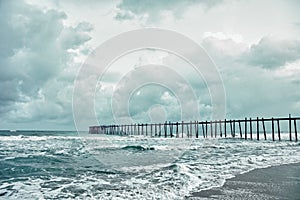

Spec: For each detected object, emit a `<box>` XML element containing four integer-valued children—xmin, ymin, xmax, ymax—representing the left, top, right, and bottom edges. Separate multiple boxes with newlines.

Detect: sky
<box><xmin>1</xmin><ymin>0</ymin><xmax>300</xmax><ymax>130</ymax></box>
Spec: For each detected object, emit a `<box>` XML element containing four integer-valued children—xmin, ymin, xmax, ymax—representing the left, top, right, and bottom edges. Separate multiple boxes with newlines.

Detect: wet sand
<box><xmin>189</xmin><ymin>162</ymin><xmax>300</xmax><ymax>200</ymax></box>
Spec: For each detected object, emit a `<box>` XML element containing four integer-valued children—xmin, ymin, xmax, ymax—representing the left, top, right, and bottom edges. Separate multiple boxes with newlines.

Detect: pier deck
<box><xmin>89</xmin><ymin>115</ymin><xmax>299</xmax><ymax>141</ymax></box>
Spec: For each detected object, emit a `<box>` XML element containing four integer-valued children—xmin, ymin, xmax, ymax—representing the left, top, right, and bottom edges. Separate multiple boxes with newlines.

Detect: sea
<box><xmin>0</xmin><ymin>130</ymin><xmax>300</xmax><ymax>199</ymax></box>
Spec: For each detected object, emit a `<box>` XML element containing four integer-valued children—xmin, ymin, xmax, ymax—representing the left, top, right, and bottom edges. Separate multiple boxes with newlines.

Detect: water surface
<box><xmin>0</xmin><ymin>131</ymin><xmax>299</xmax><ymax>199</ymax></box>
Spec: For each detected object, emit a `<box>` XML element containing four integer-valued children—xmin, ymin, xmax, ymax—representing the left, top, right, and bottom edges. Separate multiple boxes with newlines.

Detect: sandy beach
<box><xmin>189</xmin><ymin>162</ymin><xmax>300</xmax><ymax>200</ymax></box>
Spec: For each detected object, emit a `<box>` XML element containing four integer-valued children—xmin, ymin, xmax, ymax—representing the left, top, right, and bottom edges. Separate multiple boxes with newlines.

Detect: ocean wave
<box><xmin>1</xmin><ymin>134</ymin><xmax>300</xmax><ymax>199</ymax></box>
<box><xmin>0</xmin><ymin>135</ymin><xmax>81</xmax><ymax>141</ymax></box>
<box><xmin>121</xmin><ymin>145</ymin><xmax>155</xmax><ymax>151</ymax></box>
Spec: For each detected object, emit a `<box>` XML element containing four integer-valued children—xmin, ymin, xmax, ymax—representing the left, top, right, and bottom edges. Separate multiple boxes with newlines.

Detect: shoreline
<box><xmin>189</xmin><ymin>162</ymin><xmax>300</xmax><ymax>199</ymax></box>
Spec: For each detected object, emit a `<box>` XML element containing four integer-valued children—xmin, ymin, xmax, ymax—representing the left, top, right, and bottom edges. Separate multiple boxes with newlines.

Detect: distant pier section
<box><xmin>89</xmin><ymin>115</ymin><xmax>299</xmax><ymax>141</ymax></box>
<box><xmin>89</xmin><ymin>126</ymin><xmax>106</xmax><ymax>134</ymax></box>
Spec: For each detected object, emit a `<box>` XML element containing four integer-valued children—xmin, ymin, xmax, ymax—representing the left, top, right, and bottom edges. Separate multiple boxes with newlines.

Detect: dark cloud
<box><xmin>200</xmin><ymin>34</ymin><xmax>300</xmax><ymax>118</ymax></box>
<box><xmin>242</xmin><ymin>36</ymin><xmax>300</xmax><ymax>69</ymax></box>
<box><xmin>115</xmin><ymin>0</ymin><xmax>222</xmax><ymax>22</ymax></box>
<box><xmin>128</xmin><ymin>86</ymin><xmax>178</xmax><ymax>117</ymax></box>
<box><xmin>0</xmin><ymin>0</ymin><xmax>91</xmax><ymax>128</ymax></box>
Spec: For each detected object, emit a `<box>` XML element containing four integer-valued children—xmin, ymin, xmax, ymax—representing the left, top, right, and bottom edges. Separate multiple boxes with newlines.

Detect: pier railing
<box><xmin>89</xmin><ymin>114</ymin><xmax>299</xmax><ymax>141</ymax></box>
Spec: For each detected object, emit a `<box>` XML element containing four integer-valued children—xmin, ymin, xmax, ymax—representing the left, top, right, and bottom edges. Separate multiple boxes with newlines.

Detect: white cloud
<box><xmin>202</xmin><ymin>33</ymin><xmax>248</xmax><ymax>59</ymax></box>
<box><xmin>203</xmin><ymin>32</ymin><xmax>244</xmax><ymax>43</ymax></box>
<box><xmin>274</xmin><ymin>59</ymin><xmax>300</xmax><ymax>78</ymax></box>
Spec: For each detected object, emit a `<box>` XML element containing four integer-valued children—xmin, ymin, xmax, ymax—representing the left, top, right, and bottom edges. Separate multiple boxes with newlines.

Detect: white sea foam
<box><xmin>0</xmin><ymin>135</ymin><xmax>80</xmax><ymax>141</ymax></box>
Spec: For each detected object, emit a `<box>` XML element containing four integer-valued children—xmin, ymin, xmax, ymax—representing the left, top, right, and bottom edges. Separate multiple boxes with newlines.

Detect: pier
<box><xmin>89</xmin><ymin>114</ymin><xmax>299</xmax><ymax>141</ymax></box>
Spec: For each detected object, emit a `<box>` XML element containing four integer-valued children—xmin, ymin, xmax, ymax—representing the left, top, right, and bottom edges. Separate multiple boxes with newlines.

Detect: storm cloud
<box><xmin>1</xmin><ymin>0</ymin><xmax>300</xmax><ymax>130</ymax></box>
<box><xmin>0</xmin><ymin>0</ymin><xmax>91</xmax><ymax>129</ymax></box>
